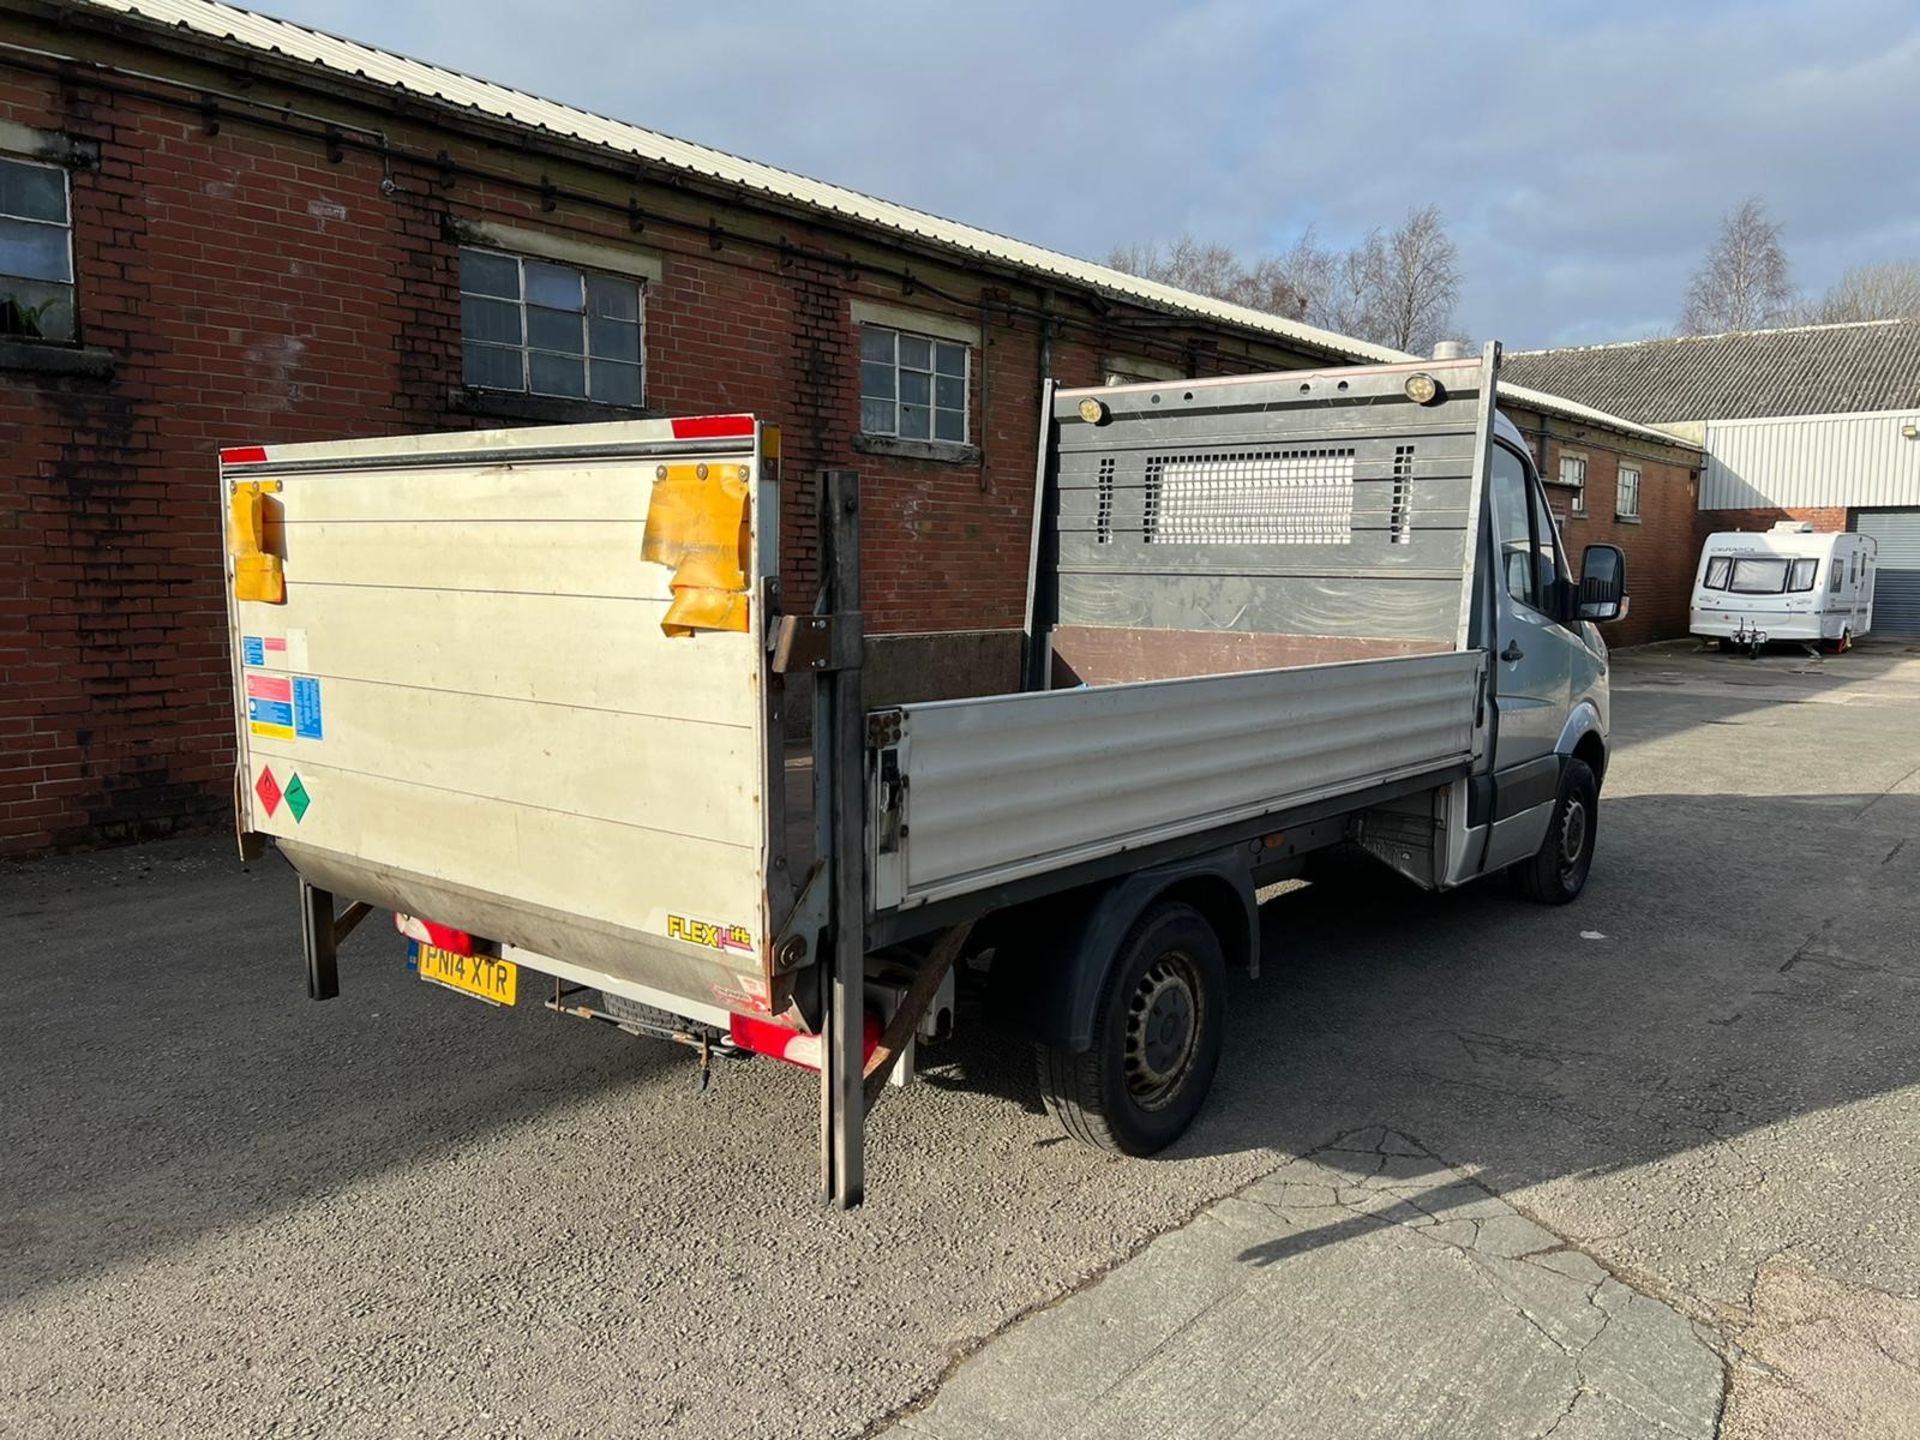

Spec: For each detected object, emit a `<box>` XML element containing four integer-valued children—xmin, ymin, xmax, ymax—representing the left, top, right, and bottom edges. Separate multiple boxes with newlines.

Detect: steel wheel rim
<box><xmin>1124</xmin><ymin>952</ymin><xmax>1201</xmax><ymax>1110</ymax></box>
<box><xmin>1558</xmin><ymin>797</ymin><xmax>1589</xmax><ymax>879</ymax></box>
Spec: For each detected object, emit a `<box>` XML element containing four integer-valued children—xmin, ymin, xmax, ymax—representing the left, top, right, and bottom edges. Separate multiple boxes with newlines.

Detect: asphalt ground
<box><xmin>4</xmin><ymin>636</ymin><xmax>1919</xmax><ymax>1438</ymax></box>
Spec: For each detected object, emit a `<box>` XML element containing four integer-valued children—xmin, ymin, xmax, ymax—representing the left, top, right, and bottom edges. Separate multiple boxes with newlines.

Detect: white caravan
<box><xmin>1691</xmin><ymin>522</ymin><xmax>1876</xmax><ymax>653</ymax></box>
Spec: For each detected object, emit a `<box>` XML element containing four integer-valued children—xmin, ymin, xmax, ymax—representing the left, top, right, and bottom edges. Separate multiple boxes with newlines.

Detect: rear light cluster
<box><xmin>728</xmin><ymin>1011</ymin><xmax>880</xmax><ymax>1071</ymax></box>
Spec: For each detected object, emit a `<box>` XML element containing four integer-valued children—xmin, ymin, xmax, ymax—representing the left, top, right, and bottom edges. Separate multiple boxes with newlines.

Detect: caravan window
<box><xmin>1831</xmin><ymin>562</ymin><xmax>1843</xmax><ymax>594</ymax></box>
<box><xmin>1729</xmin><ymin>558</ymin><xmax>1791</xmax><ymax>594</ymax></box>
<box><xmin>1703</xmin><ymin>556</ymin><xmax>1732</xmax><ymax>589</ymax></box>
<box><xmin>1789</xmin><ymin>558</ymin><xmax>1818</xmax><ymax>592</ymax></box>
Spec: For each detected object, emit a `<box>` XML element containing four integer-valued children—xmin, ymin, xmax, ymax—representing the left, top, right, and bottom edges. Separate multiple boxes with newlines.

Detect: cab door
<box><xmin>1484</xmin><ymin>442</ymin><xmax>1575</xmax><ymax>866</ymax></box>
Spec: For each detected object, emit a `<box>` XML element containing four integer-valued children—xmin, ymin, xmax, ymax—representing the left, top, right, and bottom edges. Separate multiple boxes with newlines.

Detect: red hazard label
<box><xmin>255</xmin><ymin>766</ymin><xmax>282</xmax><ymax>817</ymax></box>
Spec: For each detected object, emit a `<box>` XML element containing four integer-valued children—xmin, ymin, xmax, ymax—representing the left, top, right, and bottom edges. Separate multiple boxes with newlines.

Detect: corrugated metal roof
<box><xmin>1506</xmin><ymin>320</ymin><xmax>1920</xmax><ymax>425</ymax></box>
<box><xmin>76</xmin><ymin>0</ymin><xmax>1688</xmax><ymax>449</ymax></box>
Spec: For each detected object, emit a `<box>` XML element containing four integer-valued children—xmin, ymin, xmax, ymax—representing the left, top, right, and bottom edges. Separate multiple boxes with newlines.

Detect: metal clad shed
<box><xmin>1699</xmin><ymin>408</ymin><xmax>1920</xmax><ymax>634</ymax></box>
<box><xmin>1854</xmin><ymin>510</ymin><xmax>1920</xmax><ymax>634</ymax></box>
<box><xmin>1700</xmin><ymin>409</ymin><xmax>1920</xmax><ymax>510</ymax></box>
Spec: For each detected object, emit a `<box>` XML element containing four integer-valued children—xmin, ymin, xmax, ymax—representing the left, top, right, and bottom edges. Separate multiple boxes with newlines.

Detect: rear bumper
<box><xmin>1690</xmin><ymin>611</ymin><xmax>1823</xmax><ymax>642</ymax></box>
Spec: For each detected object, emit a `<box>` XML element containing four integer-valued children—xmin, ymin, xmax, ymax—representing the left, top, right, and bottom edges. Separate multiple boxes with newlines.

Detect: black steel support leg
<box><xmin>816</xmin><ymin>469</ymin><xmax>867</xmax><ymax>1209</ymax></box>
<box><xmin>300</xmin><ymin>878</ymin><xmax>340</xmax><ymax>1001</ymax></box>
<box><xmin>300</xmin><ymin>885</ymin><xmax>372</xmax><ymax>1001</ymax></box>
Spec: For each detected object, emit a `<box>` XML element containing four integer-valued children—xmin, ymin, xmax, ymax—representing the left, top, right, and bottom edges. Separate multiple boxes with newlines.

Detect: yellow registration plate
<box><xmin>418</xmin><ymin>945</ymin><xmax>517</xmax><ymax>1006</ymax></box>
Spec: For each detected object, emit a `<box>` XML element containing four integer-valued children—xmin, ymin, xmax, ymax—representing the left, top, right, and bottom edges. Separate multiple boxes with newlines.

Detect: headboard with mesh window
<box><xmin>1029</xmin><ymin>350</ymin><xmax>1498</xmax><ymax>688</ymax></box>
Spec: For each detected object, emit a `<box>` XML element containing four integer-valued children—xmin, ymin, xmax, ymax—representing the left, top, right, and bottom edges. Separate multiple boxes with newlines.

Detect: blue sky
<box><xmin>254</xmin><ymin>0</ymin><xmax>1920</xmax><ymax>349</ymax></box>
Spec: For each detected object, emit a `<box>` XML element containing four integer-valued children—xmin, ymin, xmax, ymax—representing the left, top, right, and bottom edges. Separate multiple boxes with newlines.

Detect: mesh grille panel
<box><xmin>1095</xmin><ymin>457</ymin><xmax>1115</xmax><ymax>545</ymax></box>
<box><xmin>1390</xmin><ymin>444</ymin><xmax>1415</xmax><ymax>545</ymax></box>
<box><xmin>1146</xmin><ymin>447</ymin><xmax>1357</xmax><ymax>545</ymax></box>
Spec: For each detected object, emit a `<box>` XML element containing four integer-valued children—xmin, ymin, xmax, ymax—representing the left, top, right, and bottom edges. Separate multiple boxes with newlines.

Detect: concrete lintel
<box><xmin>0</xmin><ymin>120</ymin><xmax>99</xmax><ymax>168</ymax></box>
<box><xmin>448</xmin><ymin>218</ymin><xmax>663</xmax><ymax>284</ymax></box>
<box><xmin>849</xmin><ymin>298</ymin><xmax>981</xmax><ymax>348</ymax></box>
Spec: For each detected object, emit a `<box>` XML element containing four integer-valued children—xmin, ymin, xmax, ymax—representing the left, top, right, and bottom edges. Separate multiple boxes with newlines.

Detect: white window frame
<box><xmin>0</xmin><ymin>154</ymin><xmax>75</xmax><ymax>343</ymax></box>
<box><xmin>458</xmin><ymin>245</ymin><xmax>645</xmax><ymax>406</ymax></box>
<box><xmin>1616</xmin><ymin>464</ymin><xmax>1641</xmax><ymax>520</ymax></box>
<box><xmin>1558</xmin><ymin>452</ymin><xmax>1588</xmax><ymax>515</ymax></box>
<box><xmin>859</xmin><ymin>324</ymin><xmax>971</xmax><ymax>444</ymax></box>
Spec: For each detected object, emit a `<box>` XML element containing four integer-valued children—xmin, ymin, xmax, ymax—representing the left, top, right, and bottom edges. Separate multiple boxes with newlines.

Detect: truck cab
<box><xmin>1477</xmin><ymin>412</ymin><xmax>1618</xmax><ymax>887</ymax></box>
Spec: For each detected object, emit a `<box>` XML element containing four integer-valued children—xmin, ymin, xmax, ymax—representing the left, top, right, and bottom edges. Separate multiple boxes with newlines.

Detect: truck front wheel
<box><xmin>1034</xmin><ymin>901</ymin><xmax>1225</xmax><ymax>1156</ymax></box>
<box><xmin>1510</xmin><ymin>757</ymin><xmax>1599</xmax><ymax>904</ymax></box>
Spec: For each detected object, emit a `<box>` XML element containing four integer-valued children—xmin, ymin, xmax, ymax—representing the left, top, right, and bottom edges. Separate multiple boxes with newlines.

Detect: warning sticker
<box><xmin>246</xmin><ymin>673</ymin><xmax>294</xmax><ymax>740</ymax></box>
<box><xmin>284</xmin><ymin>773</ymin><xmax>311</xmax><ymax>822</ymax></box>
<box><xmin>292</xmin><ymin>676</ymin><xmax>324</xmax><ymax>740</ymax></box>
<box><xmin>242</xmin><ymin>636</ymin><xmax>287</xmax><ymax>667</ymax></box>
<box><xmin>255</xmin><ymin>766</ymin><xmax>282</xmax><ymax>817</ymax></box>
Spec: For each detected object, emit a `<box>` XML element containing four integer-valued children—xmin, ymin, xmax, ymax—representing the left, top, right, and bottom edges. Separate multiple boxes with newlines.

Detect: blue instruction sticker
<box><xmin>242</xmin><ymin>635</ymin><xmax>265</xmax><ymax>666</ymax></box>
<box><xmin>248</xmin><ymin>697</ymin><xmax>294</xmax><ymax>729</ymax></box>
<box><xmin>292</xmin><ymin>676</ymin><xmax>324</xmax><ymax>740</ymax></box>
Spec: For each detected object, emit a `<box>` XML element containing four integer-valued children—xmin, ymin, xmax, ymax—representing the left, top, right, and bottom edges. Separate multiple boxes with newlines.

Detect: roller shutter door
<box><xmin>1855</xmin><ymin>509</ymin><xmax>1920</xmax><ymax>634</ymax></box>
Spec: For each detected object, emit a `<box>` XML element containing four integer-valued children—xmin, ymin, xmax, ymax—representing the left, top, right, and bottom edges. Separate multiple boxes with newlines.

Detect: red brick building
<box><xmin>1506</xmin><ymin>323</ymin><xmax>1920</xmax><ymax>634</ymax></box>
<box><xmin>0</xmin><ymin>0</ymin><xmax>1702</xmax><ymax>855</ymax></box>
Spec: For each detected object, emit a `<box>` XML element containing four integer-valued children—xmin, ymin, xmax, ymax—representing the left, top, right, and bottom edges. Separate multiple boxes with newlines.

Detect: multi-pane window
<box><xmin>459</xmin><ymin>247</ymin><xmax>643</xmax><ymax>406</ymax></box>
<box><xmin>1616</xmin><ymin>464</ymin><xmax>1641</xmax><ymax>519</ymax></box>
<box><xmin>860</xmin><ymin>326</ymin><xmax>969</xmax><ymax>443</ymax></box>
<box><xmin>0</xmin><ymin>157</ymin><xmax>74</xmax><ymax>342</ymax></box>
<box><xmin>1559</xmin><ymin>453</ymin><xmax>1587</xmax><ymax>514</ymax></box>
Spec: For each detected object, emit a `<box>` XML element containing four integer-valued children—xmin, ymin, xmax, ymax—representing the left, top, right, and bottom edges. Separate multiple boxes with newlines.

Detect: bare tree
<box><xmin>1240</xmin><ymin>230</ymin><xmax>1332</xmax><ymax>323</ymax></box>
<box><xmin>1359</xmin><ymin>206</ymin><xmax>1461</xmax><ymax>353</ymax></box>
<box><xmin>1793</xmin><ymin>260</ymin><xmax>1920</xmax><ymax>324</ymax></box>
<box><xmin>1314</xmin><ymin>234</ymin><xmax>1380</xmax><ymax>338</ymax></box>
<box><xmin>1681</xmin><ymin>196</ymin><xmax>1794</xmax><ymax>334</ymax></box>
<box><xmin>1107</xmin><ymin>237</ymin><xmax>1258</xmax><ymax>307</ymax></box>
<box><xmin>1105</xmin><ymin>208</ymin><xmax>1462</xmax><ymax>353</ymax></box>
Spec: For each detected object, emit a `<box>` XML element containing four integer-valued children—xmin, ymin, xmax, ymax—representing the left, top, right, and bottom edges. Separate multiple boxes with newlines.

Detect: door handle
<box><xmin>1501</xmin><ymin>640</ymin><xmax>1525</xmax><ymax>662</ymax></box>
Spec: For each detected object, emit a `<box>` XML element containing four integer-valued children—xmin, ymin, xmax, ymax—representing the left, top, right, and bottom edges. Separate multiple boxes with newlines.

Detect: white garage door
<box><xmin>1855</xmin><ymin>509</ymin><xmax>1920</xmax><ymax>635</ymax></box>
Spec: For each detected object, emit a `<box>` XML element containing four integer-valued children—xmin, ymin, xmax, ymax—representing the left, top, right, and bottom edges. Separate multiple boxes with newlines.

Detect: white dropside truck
<box><xmin>223</xmin><ymin>346</ymin><xmax>1628</xmax><ymax>1205</ymax></box>
<box><xmin>1691</xmin><ymin>522</ymin><xmax>1876</xmax><ymax>655</ymax></box>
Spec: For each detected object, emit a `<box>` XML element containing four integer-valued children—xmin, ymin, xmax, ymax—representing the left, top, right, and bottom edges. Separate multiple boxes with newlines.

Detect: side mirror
<box><xmin>1577</xmin><ymin>544</ymin><xmax>1628</xmax><ymax>623</ymax></box>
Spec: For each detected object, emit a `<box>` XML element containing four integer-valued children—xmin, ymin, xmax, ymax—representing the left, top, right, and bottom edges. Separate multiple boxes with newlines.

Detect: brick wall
<box><xmin>1698</xmin><ymin>505</ymin><xmax>1850</xmax><ymax>535</ymax></box>
<box><xmin>0</xmin><ymin>24</ymin><xmax>1705</xmax><ymax>853</ymax></box>
<box><xmin>1527</xmin><ymin>428</ymin><xmax>1702</xmax><ymax>648</ymax></box>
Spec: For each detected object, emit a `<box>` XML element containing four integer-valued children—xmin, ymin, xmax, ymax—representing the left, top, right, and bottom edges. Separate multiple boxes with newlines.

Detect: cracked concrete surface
<box><xmin>889</xmin><ymin>1130</ymin><xmax>1723</xmax><ymax>1439</ymax></box>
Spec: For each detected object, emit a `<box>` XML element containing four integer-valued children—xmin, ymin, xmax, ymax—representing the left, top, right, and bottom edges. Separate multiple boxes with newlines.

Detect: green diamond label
<box><xmin>284</xmin><ymin>774</ymin><xmax>311</xmax><ymax>823</ymax></box>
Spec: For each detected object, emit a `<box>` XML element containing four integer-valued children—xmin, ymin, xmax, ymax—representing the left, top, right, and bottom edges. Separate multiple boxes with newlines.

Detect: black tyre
<box><xmin>1510</xmin><ymin>758</ymin><xmax>1599</xmax><ymax>904</ymax></box>
<box><xmin>1034</xmin><ymin>901</ymin><xmax>1225</xmax><ymax>1156</ymax></box>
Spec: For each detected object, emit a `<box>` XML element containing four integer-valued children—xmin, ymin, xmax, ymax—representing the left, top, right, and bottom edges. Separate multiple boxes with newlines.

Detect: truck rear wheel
<box><xmin>1034</xmin><ymin>901</ymin><xmax>1225</xmax><ymax>1156</ymax></box>
<box><xmin>1510</xmin><ymin>758</ymin><xmax>1598</xmax><ymax>905</ymax></box>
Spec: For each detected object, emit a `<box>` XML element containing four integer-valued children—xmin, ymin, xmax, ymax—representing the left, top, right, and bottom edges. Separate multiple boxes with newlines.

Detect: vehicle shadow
<box><xmin>1176</xmin><ymin>787</ymin><xmax>1918</xmax><ymax>1254</ymax></box>
<box><xmin>2</xmin><ymin>783</ymin><xmax>1913</xmax><ymax>1302</ymax></box>
<box><xmin>920</xmin><ymin>785</ymin><xmax>1918</xmax><ymax>1237</ymax></box>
